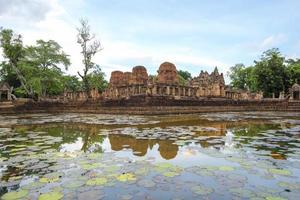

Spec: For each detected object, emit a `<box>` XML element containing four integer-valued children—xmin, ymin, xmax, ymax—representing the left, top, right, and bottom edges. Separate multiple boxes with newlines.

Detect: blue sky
<box><xmin>0</xmin><ymin>0</ymin><xmax>300</xmax><ymax>83</ymax></box>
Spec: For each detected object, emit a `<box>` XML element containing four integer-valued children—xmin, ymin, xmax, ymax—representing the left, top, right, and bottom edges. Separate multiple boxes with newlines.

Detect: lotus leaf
<box><xmin>117</xmin><ymin>173</ymin><xmax>136</xmax><ymax>182</ymax></box>
<box><xmin>163</xmin><ymin>171</ymin><xmax>180</xmax><ymax>177</ymax></box>
<box><xmin>22</xmin><ymin>182</ymin><xmax>45</xmax><ymax>190</ymax></box>
<box><xmin>265</xmin><ymin>197</ymin><xmax>287</xmax><ymax>200</ymax></box>
<box><xmin>86</xmin><ymin>177</ymin><xmax>108</xmax><ymax>186</ymax></box>
<box><xmin>64</xmin><ymin>180</ymin><xmax>85</xmax><ymax>188</ymax></box>
<box><xmin>1</xmin><ymin>190</ymin><xmax>28</xmax><ymax>200</ymax></box>
<box><xmin>229</xmin><ymin>188</ymin><xmax>256</xmax><ymax>198</ymax></box>
<box><xmin>278</xmin><ymin>181</ymin><xmax>300</xmax><ymax>190</ymax></box>
<box><xmin>38</xmin><ymin>191</ymin><xmax>63</xmax><ymax>200</ymax></box>
<box><xmin>81</xmin><ymin>163</ymin><xmax>105</xmax><ymax>170</ymax></box>
<box><xmin>268</xmin><ymin>169</ymin><xmax>292</xmax><ymax>176</ymax></box>
<box><xmin>191</xmin><ymin>185</ymin><xmax>214</xmax><ymax>195</ymax></box>
<box><xmin>218</xmin><ymin>166</ymin><xmax>235</xmax><ymax>171</ymax></box>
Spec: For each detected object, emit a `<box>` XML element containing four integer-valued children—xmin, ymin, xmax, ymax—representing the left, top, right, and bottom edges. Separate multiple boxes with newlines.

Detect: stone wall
<box><xmin>2</xmin><ymin>97</ymin><xmax>298</xmax><ymax>115</ymax></box>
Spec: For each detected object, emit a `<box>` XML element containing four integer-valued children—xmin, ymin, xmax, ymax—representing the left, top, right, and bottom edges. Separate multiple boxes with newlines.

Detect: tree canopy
<box><xmin>228</xmin><ymin>48</ymin><xmax>300</xmax><ymax>98</ymax></box>
<box><xmin>0</xmin><ymin>25</ymin><xmax>108</xmax><ymax>100</ymax></box>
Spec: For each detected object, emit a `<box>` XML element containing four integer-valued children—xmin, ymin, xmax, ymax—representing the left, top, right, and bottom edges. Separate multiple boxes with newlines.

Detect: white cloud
<box><xmin>0</xmin><ymin>0</ymin><xmax>229</xmax><ymax>83</ymax></box>
<box><xmin>0</xmin><ymin>0</ymin><xmax>52</xmax><ymax>23</ymax></box>
<box><xmin>259</xmin><ymin>34</ymin><xmax>287</xmax><ymax>50</ymax></box>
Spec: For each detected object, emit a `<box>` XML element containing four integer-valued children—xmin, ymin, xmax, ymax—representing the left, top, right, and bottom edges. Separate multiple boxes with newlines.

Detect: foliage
<box><xmin>178</xmin><ymin>70</ymin><xmax>192</xmax><ymax>80</ymax></box>
<box><xmin>0</xmin><ymin>28</ymin><xmax>73</xmax><ymax>98</ymax></box>
<box><xmin>24</xmin><ymin>40</ymin><xmax>70</xmax><ymax>96</ymax></box>
<box><xmin>86</xmin><ymin>65</ymin><xmax>108</xmax><ymax>92</ymax></box>
<box><xmin>253</xmin><ymin>48</ymin><xmax>287</xmax><ymax>97</ymax></box>
<box><xmin>62</xmin><ymin>75</ymin><xmax>81</xmax><ymax>92</ymax></box>
<box><xmin>228</xmin><ymin>64</ymin><xmax>247</xmax><ymax>90</ymax></box>
<box><xmin>228</xmin><ymin>48</ymin><xmax>298</xmax><ymax>97</ymax></box>
<box><xmin>178</xmin><ymin>74</ymin><xmax>188</xmax><ymax>86</ymax></box>
<box><xmin>0</xmin><ymin>28</ymin><xmax>34</xmax><ymax>98</ymax></box>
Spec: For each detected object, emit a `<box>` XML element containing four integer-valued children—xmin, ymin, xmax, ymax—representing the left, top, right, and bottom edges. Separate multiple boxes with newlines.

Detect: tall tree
<box><xmin>77</xmin><ymin>19</ymin><xmax>102</xmax><ymax>97</ymax></box>
<box><xmin>0</xmin><ymin>28</ymin><xmax>34</xmax><ymax>98</ymax></box>
<box><xmin>253</xmin><ymin>48</ymin><xmax>287</xmax><ymax>97</ymax></box>
<box><xmin>228</xmin><ymin>63</ymin><xmax>247</xmax><ymax>90</ymax></box>
<box><xmin>25</xmin><ymin>40</ymin><xmax>70</xmax><ymax>96</ymax></box>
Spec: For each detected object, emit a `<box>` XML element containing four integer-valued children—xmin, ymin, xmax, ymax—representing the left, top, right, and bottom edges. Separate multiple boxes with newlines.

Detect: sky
<box><xmin>0</xmin><ymin>0</ymin><xmax>300</xmax><ymax>83</ymax></box>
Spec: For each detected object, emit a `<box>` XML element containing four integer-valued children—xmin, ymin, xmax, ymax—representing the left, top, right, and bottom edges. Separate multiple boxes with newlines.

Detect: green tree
<box><xmin>228</xmin><ymin>63</ymin><xmax>247</xmax><ymax>90</ymax></box>
<box><xmin>0</xmin><ymin>61</ymin><xmax>20</xmax><ymax>89</ymax></box>
<box><xmin>178</xmin><ymin>70</ymin><xmax>192</xmax><ymax>81</ymax></box>
<box><xmin>77</xmin><ymin>19</ymin><xmax>102</xmax><ymax>97</ymax></box>
<box><xmin>286</xmin><ymin>58</ymin><xmax>300</xmax><ymax>85</ymax></box>
<box><xmin>62</xmin><ymin>75</ymin><xmax>81</xmax><ymax>92</ymax></box>
<box><xmin>0</xmin><ymin>28</ymin><xmax>35</xmax><ymax>98</ymax></box>
<box><xmin>244</xmin><ymin>66</ymin><xmax>258</xmax><ymax>92</ymax></box>
<box><xmin>86</xmin><ymin>65</ymin><xmax>108</xmax><ymax>92</ymax></box>
<box><xmin>24</xmin><ymin>40</ymin><xmax>70</xmax><ymax>96</ymax></box>
<box><xmin>253</xmin><ymin>48</ymin><xmax>287</xmax><ymax>97</ymax></box>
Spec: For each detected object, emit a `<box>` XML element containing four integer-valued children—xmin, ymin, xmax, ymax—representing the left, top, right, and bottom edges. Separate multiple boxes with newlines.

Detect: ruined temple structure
<box><xmin>190</xmin><ymin>67</ymin><xmax>225</xmax><ymax>97</ymax></box>
<box><xmin>63</xmin><ymin>88</ymin><xmax>100</xmax><ymax>101</ymax></box>
<box><xmin>105</xmin><ymin>62</ymin><xmax>228</xmax><ymax>100</ymax></box>
<box><xmin>289</xmin><ymin>83</ymin><xmax>300</xmax><ymax>101</ymax></box>
<box><xmin>103</xmin><ymin>62</ymin><xmax>264</xmax><ymax>101</ymax></box>
<box><xmin>104</xmin><ymin>62</ymin><xmax>199</xmax><ymax>99</ymax></box>
<box><xmin>224</xmin><ymin>86</ymin><xmax>263</xmax><ymax>100</ymax></box>
<box><xmin>0</xmin><ymin>82</ymin><xmax>12</xmax><ymax>101</ymax></box>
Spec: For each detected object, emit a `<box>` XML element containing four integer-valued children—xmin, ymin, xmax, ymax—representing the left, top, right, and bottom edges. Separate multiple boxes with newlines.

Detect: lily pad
<box><xmin>87</xmin><ymin>153</ymin><xmax>102</xmax><ymax>160</ymax></box>
<box><xmin>39</xmin><ymin>172</ymin><xmax>63</xmax><ymax>183</ymax></box>
<box><xmin>278</xmin><ymin>181</ymin><xmax>300</xmax><ymax>190</ymax></box>
<box><xmin>218</xmin><ymin>166</ymin><xmax>235</xmax><ymax>171</ymax></box>
<box><xmin>86</xmin><ymin>177</ymin><xmax>108</xmax><ymax>186</ymax></box>
<box><xmin>22</xmin><ymin>182</ymin><xmax>45</xmax><ymax>190</ymax></box>
<box><xmin>229</xmin><ymin>188</ymin><xmax>256</xmax><ymax>198</ymax></box>
<box><xmin>265</xmin><ymin>197</ymin><xmax>287</xmax><ymax>200</ymax></box>
<box><xmin>38</xmin><ymin>191</ymin><xmax>63</xmax><ymax>200</ymax></box>
<box><xmin>268</xmin><ymin>169</ymin><xmax>292</xmax><ymax>176</ymax></box>
<box><xmin>117</xmin><ymin>173</ymin><xmax>136</xmax><ymax>182</ymax></box>
<box><xmin>163</xmin><ymin>171</ymin><xmax>180</xmax><ymax>177</ymax></box>
<box><xmin>81</xmin><ymin>163</ymin><xmax>105</xmax><ymax>170</ymax></box>
<box><xmin>1</xmin><ymin>190</ymin><xmax>28</xmax><ymax>200</ymax></box>
<box><xmin>191</xmin><ymin>185</ymin><xmax>214</xmax><ymax>195</ymax></box>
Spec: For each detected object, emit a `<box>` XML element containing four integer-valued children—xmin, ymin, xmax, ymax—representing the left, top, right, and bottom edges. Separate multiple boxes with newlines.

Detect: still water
<box><xmin>0</xmin><ymin>112</ymin><xmax>300</xmax><ymax>199</ymax></box>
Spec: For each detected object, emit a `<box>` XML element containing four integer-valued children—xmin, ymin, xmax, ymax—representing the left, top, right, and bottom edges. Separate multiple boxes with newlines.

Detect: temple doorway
<box><xmin>293</xmin><ymin>91</ymin><xmax>300</xmax><ymax>100</ymax></box>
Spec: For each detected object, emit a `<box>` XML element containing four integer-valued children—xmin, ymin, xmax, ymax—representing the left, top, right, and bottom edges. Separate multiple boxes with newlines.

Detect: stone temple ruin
<box><xmin>104</xmin><ymin>62</ymin><xmax>262</xmax><ymax>100</ymax></box>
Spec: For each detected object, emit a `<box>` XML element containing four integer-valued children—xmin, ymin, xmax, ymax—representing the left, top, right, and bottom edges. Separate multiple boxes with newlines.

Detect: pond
<box><xmin>0</xmin><ymin>112</ymin><xmax>300</xmax><ymax>200</ymax></box>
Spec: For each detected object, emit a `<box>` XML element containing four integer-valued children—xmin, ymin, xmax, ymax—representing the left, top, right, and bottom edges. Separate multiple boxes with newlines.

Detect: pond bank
<box><xmin>0</xmin><ymin>98</ymin><xmax>299</xmax><ymax>115</ymax></box>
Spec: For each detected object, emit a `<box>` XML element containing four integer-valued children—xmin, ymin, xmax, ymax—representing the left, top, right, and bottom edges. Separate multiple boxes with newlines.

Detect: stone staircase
<box><xmin>0</xmin><ymin>101</ymin><xmax>15</xmax><ymax>108</ymax></box>
<box><xmin>288</xmin><ymin>101</ymin><xmax>300</xmax><ymax>111</ymax></box>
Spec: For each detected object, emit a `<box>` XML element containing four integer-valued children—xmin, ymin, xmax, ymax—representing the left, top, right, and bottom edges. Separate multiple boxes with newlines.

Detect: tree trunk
<box><xmin>11</xmin><ymin>62</ymin><xmax>34</xmax><ymax>99</ymax></box>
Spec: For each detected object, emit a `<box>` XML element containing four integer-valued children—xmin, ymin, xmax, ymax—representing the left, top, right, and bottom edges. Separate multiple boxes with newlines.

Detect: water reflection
<box><xmin>1</xmin><ymin>113</ymin><xmax>300</xmax><ymax>199</ymax></box>
<box><xmin>8</xmin><ymin>119</ymin><xmax>290</xmax><ymax>161</ymax></box>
